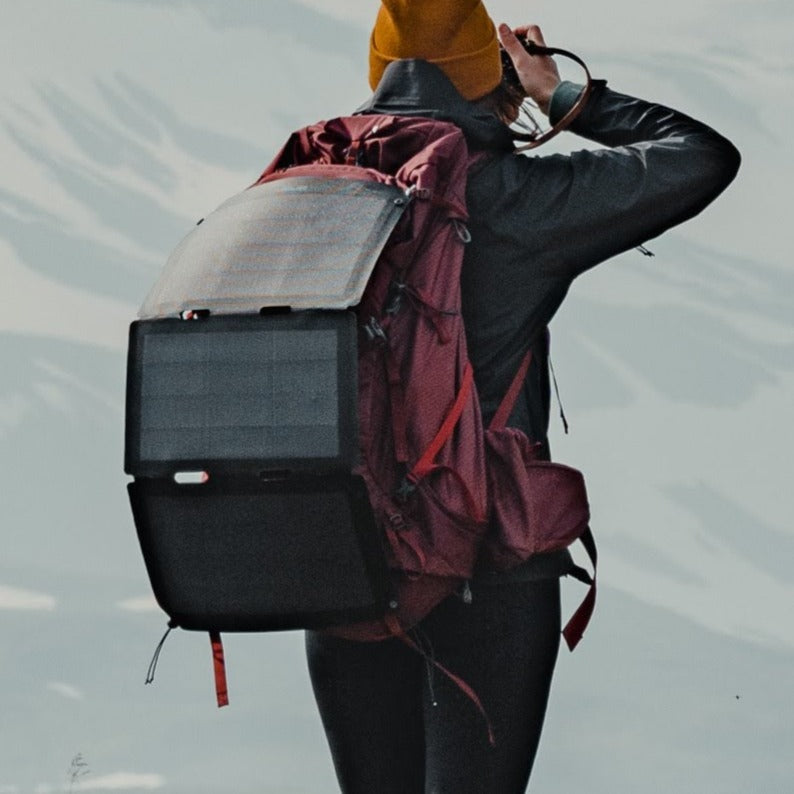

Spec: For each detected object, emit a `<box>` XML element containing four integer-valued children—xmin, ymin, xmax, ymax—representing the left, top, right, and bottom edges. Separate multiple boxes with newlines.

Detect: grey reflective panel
<box><xmin>139</xmin><ymin>177</ymin><xmax>407</xmax><ymax>318</ymax></box>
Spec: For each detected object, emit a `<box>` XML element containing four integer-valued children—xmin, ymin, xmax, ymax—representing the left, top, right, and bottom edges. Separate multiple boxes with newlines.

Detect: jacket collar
<box><xmin>355</xmin><ymin>59</ymin><xmax>514</xmax><ymax>152</ymax></box>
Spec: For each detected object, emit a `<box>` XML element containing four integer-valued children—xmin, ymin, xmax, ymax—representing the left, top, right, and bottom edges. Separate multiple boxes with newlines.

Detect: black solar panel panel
<box><xmin>128</xmin><ymin>474</ymin><xmax>389</xmax><ymax>631</ymax></box>
<box><xmin>125</xmin><ymin>311</ymin><xmax>358</xmax><ymax>476</ymax></box>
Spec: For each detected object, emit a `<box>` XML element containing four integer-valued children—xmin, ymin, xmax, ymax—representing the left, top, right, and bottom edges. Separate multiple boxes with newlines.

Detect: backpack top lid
<box><xmin>139</xmin><ymin>176</ymin><xmax>408</xmax><ymax>319</ymax></box>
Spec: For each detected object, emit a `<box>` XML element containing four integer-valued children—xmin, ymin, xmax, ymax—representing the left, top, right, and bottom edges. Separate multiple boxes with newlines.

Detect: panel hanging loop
<box><xmin>385</xmin><ymin>280</ymin><xmax>407</xmax><ymax>315</ymax></box>
<box><xmin>145</xmin><ymin>619</ymin><xmax>177</xmax><ymax>685</ymax></box>
<box><xmin>453</xmin><ymin>219</ymin><xmax>472</xmax><ymax>243</ymax></box>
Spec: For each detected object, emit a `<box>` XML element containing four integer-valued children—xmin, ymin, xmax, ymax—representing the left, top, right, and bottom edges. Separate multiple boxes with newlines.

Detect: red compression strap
<box><xmin>385</xmin><ymin>613</ymin><xmax>495</xmax><ymax>746</ymax></box>
<box><xmin>408</xmin><ymin>362</ymin><xmax>475</xmax><ymax>483</ymax></box>
<box><xmin>210</xmin><ymin>631</ymin><xmax>229</xmax><ymax>707</ymax></box>
<box><xmin>488</xmin><ymin>349</ymin><xmax>533</xmax><ymax>432</ymax></box>
<box><xmin>562</xmin><ymin>527</ymin><xmax>598</xmax><ymax>650</ymax></box>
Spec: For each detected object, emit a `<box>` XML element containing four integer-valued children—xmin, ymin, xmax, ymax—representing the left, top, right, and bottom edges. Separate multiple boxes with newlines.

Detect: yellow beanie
<box><xmin>369</xmin><ymin>0</ymin><xmax>502</xmax><ymax>101</ymax></box>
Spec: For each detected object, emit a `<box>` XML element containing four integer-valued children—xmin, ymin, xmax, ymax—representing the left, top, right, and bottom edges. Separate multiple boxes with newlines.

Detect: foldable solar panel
<box><xmin>125</xmin><ymin>309</ymin><xmax>389</xmax><ymax>631</ymax></box>
<box><xmin>138</xmin><ymin>176</ymin><xmax>408</xmax><ymax>319</ymax></box>
<box><xmin>125</xmin><ymin>171</ymin><xmax>404</xmax><ymax>631</ymax></box>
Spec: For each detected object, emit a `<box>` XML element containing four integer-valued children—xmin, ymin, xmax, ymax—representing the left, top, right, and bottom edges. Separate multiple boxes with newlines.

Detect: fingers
<box><xmin>497</xmin><ymin>23</ymin><xmax>526</xmax><ymax>60</ymax></box>
<box><xmin>505</xmin><ymin>24</ymin><xmax>547</xmax><ymax>47</ymax></box>
<box><xmin>497</xmin><ymin>22</ymin><xmax>560</xmax><ymax>116</ymax></box>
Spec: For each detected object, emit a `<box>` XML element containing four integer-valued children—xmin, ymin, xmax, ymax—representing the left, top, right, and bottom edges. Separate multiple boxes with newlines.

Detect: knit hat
<box><xmin>369</xmin><ymin>0</ymin><xmax>502</xmax><ymax>101</ymax></box>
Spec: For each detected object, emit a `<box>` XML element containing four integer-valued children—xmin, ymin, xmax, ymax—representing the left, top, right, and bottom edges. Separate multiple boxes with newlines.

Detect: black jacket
<box><xmin>359</xmin><ymin>60</ymin><xmax>739</xmax><ymax>440</ymax></box>
<box><xmin>358</xmin><ymin>60</ymin><xmax>740</xmax><ymax>578</ymax></box>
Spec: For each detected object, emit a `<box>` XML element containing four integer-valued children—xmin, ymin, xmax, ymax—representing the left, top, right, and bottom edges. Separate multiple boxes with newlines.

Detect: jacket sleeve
<box><xmin>489</xmin><ymin>79</ymin><xmax>741</xmax><ymax>280</ymax></box>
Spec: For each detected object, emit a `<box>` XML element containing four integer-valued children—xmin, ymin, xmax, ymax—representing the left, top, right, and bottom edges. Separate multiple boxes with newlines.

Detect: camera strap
<box><xmin>513</xmin><ymin>42</ymin><xmax>594</xmax><ymax>151</ymax></box>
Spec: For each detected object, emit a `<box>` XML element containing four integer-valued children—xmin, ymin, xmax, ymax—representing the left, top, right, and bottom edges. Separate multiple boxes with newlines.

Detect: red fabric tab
<box><xmin>210</xmin><ymin>631</ymin><xmax>229</xmax><ymax>708</ymax></box>
<box><xmin>562</xmin><ymin>579</ymin><xmax>596</xmax><ymax>651</ymax></box>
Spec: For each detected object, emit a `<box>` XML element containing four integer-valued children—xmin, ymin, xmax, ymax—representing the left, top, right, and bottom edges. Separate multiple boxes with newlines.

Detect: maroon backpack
<box><xmin>255</xmin><ymin>113</ymin><xmax>595</xmax><ymax>649</ymax></box>
<box><xmin>130</xmin><ymin>113</ymin><xmax>595</xmax><ymax>713</ymax></box>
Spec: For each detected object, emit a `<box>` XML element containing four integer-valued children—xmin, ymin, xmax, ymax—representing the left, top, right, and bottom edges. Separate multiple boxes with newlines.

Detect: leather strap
<box><xmin>513</xmin><ymin>43</ymin><xmax>593</xmax><ymax>152</ymax></box>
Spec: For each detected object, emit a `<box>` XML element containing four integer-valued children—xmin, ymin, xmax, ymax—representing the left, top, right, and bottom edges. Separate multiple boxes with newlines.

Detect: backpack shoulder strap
<box><xmin>488</xmin><ymin>348</ymin><xmax>533</xmax><ymax>432</ymax></box>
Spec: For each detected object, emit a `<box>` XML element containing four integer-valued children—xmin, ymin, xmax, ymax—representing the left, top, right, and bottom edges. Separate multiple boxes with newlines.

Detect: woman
<box><xmin>306</xmin><ymin>2</ymin><xmax>740</xmax><ymax>792</ymax></box>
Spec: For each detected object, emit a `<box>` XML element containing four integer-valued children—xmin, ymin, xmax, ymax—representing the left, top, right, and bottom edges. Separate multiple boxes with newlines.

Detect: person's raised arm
<box><xmin>492</xmin><ymin>23</ymin><xmax>741</xmax><ymax>280</ymax></box>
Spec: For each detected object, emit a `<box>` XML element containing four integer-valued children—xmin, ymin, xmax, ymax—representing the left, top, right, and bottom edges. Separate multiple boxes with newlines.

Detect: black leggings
<box><xmin>305</xmin><ymin>577</ymin><xmax>561</xmax><ymax>794</ymax></box>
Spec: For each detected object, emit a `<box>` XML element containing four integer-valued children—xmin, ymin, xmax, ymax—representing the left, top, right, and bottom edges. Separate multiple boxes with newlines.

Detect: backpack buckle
<box><xmin>395</xmin><ymin>476</ymin><xmax>416</xmax><ymax>503</ymax></box>
<box><xmin>453</xmin><ymin>219</ymin><xmax>472</xmax><ymax>244</ymax></box>
<box><xmin>363</xmin><ymin>316</ymin><xmax>388</xmax><ymax>344</ymax></box>
<box><xmin>385</xmin><ymin>281</ymin><xmax>407</xmax><ymax>315</ymax></box>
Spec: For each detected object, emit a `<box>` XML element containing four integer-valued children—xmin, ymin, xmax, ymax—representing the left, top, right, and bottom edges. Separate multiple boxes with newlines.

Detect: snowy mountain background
<box><xmin>1</xmin><ymin>1</ymin><xmax>792</xmax><ymax>791</ymax></box>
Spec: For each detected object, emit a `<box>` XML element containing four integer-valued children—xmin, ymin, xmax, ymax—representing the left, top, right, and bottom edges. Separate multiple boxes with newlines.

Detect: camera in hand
<box><xmin>500</xmin><ymin>38</ymin><xmax>547</xmax><ymax>91</ymax></box>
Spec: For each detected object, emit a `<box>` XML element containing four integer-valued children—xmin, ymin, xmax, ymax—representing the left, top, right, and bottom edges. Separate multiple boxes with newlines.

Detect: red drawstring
<box><xmin>385</xmin><ymin>613</ymin><xmax>496</xmax><ymax>747</ymax></box>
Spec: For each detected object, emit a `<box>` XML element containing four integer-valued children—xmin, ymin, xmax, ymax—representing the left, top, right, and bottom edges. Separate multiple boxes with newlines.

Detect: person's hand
<box><xmin>498</xmin><ymin>23</ymin><xmax>561</xmax><ymax>116</ymax></box>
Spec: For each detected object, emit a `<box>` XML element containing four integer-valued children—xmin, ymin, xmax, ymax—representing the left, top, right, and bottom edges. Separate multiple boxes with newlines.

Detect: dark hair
<box><xmin>475</xmin><ymin>76</ymin><xmax>545</xmax><ymax>144</ymax></box>
<box><xmin>475</xmin><ymin>78</ymin><xmax>524</xmax><ymax>123</ymax></box>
